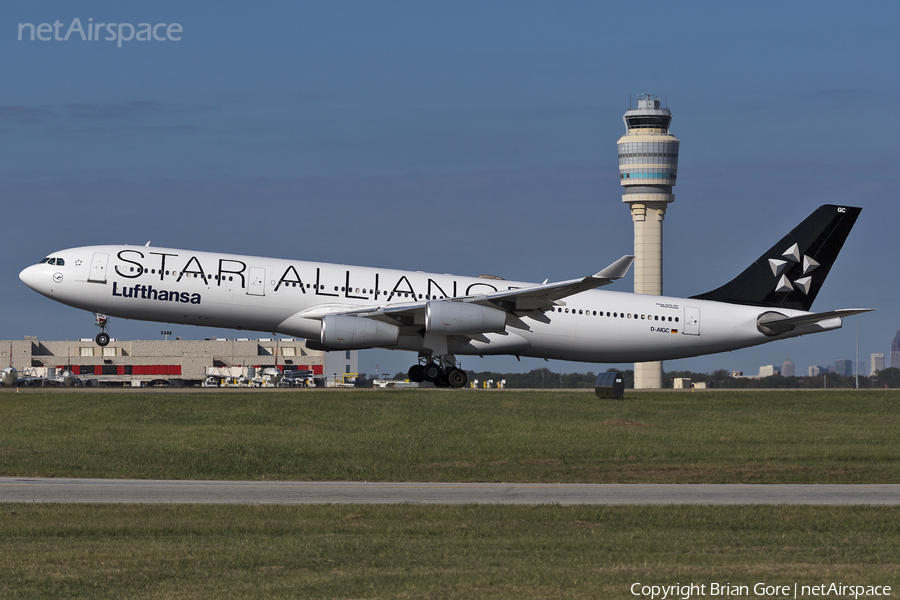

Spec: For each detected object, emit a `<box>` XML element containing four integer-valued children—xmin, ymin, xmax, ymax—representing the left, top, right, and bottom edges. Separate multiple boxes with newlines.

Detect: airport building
<box><xmin>2</xmin><ymin>337</ymin><xmax>334</xmax><ymax>386</ymax></box>
<box><xmin>618</xmin><ymin>93</ymin><xmax>679</xmax><ymax>389</ymax></box>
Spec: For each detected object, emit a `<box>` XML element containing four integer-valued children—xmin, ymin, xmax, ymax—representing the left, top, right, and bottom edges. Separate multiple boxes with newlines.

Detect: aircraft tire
<box><xmin>447</xmin><ymin>368</ymin><xmax>468</xmax><ymax>388</ymax></box>
<box><xmin>408</xmin><ymin>364</ymin><xmax>425</xmax><ymax>382</ymax></box>
<box><xmin>96</xmin><ymin>333</ymin><xmax>110</xmax><ymax>347</ymax></box>
<box><xmin>423</xmin><ymin>363</ymin><xmax>441</xmax><ymax>382</ymax></box>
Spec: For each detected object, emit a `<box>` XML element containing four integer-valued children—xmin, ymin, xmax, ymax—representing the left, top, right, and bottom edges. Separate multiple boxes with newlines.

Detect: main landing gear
<box><xmin>94</xmin><ymin>313</ymin><xmax>110</xmax><ymax>347</ymax></box>
<box><xmin>407</xmin><ymin>354</ymin><xmax>468</xmax><ymax>388</ymax></box>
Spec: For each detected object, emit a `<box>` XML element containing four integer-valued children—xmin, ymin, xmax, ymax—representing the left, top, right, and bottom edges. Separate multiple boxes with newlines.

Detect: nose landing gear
<box><xmin>94</xmin><ymin>313</ymin><xmax>110</xmax><ymax>347</ymax></box>
<box><xmin>407</xmin><ymin>354</ymin><xmax>468</xmax><ymax>388</ymax></box>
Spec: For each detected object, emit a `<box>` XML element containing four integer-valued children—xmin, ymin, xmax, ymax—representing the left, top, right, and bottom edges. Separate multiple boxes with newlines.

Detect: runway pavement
<box><xmin>2</xmin><ymin>478</ymin><xmax>900</xmax><ymax>505</ymax></box>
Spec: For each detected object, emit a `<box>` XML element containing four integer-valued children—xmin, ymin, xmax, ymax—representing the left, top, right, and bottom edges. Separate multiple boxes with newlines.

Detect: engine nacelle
<box><xmin>425</xmin><ymin>301</ymin><xmax>507</xmax><ymax>335</ymax></box>
<box><xmin>321</xmin><ymin>315</ymin><xmax>399</xmax><ymax>350</ymax></box>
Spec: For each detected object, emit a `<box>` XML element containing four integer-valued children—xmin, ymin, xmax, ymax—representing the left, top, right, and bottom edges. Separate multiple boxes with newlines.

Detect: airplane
<box><xmin>18</xmin><ymin>204</ymin><xmax>870</xmax><ymax>388</ymax></box>
<box><xmin>2</xmin><ymin>343</ymin><xmax>82</xmax><ymax>387</ymax></box>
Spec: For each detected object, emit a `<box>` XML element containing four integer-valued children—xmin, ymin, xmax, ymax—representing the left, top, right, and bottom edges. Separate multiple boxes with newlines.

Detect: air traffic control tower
<box><xmin>618</xmin><ymin>94</ymin><xmax>679</xmax><ymax>389</ymax></box>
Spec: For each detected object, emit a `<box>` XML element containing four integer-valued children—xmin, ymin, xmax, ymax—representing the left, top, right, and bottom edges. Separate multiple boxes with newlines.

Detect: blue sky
<box><xmin>2</xmin><ymin>1</ymin><xmax>898</xmax><ymax>379</ymax></box>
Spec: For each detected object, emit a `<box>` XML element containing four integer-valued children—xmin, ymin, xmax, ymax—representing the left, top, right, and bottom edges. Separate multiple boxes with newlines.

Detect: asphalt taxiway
<box><xmin>2</xmin><ymin>478</ymin><xmax>899</xmax><ymax>505</ymax></box>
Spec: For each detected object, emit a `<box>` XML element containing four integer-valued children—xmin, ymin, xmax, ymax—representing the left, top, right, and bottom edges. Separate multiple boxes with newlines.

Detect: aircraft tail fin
<box><xmin>690</xmin><ymin>205</ymin><xmax>861</xmax><ymax>311</ymax></box>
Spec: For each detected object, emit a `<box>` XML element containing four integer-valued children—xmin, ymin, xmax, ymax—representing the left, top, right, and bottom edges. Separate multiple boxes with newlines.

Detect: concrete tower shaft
<box><xmin>618</xmin><ymin>94</ymin><xmax>679</xmax><ymax>389</ymax></box>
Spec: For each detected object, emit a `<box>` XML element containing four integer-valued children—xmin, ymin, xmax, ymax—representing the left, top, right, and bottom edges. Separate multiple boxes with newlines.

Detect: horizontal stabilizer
<box><xmin>757</xmin><ymin>308</ymin><xmax>874</xmax><ymax>336</ymax></box>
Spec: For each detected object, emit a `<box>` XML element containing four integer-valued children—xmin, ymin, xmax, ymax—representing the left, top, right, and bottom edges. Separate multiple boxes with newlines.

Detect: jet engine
<box><xmin>321</xmin><ymin>314</ymin><xmax>399</xmax><ymax>349</ymax></box>
<box><xmin>425</xmin><ymin>301</ymin><xmax>507</xmax><ymax>335</ymax></box>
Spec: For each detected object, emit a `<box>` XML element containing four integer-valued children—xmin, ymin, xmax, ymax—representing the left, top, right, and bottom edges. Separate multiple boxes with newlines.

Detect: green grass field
<box><xmin>1</xmin><ymin>389</ymin><xmax>898</xmax><ymax>598</ymax></box>
<box><xmin>1</xmin><ymin>504</ymin><xmax>898</xmax><ymax>599</ymax></box>
<box><xmin>1</xmin><ymin>388</ymin><xmax>898</xmax><ymax>483</ymax></box>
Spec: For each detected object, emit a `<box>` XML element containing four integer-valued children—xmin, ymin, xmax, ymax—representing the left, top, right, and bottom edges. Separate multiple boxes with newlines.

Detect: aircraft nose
<box><xmin>19</xmin><ymin>265</ymin><xmax>36</xmax><ymax>288</ymax></box>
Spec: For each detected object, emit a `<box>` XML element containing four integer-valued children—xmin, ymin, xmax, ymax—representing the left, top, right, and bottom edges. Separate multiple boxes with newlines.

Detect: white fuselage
<box><xmin>19</xmin><ymin>245</ymin><xmax>839</xmax><ymax>363</ymax></box>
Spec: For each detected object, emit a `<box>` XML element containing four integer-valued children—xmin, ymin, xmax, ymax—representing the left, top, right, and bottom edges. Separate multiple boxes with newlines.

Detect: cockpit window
<box><xmin>39</xmin><ymin>257</ymin><xmax>65</xmax><ymax>266</ymax></box>
<box><xmin>56</xmin><ymin>258</ymin><xmax>65</xmax><ymax>266</ymax></box>
<box><xmin>40</xmin><ymin>258</ymin><xmax>50</xmax><ymax>264</ymax></box>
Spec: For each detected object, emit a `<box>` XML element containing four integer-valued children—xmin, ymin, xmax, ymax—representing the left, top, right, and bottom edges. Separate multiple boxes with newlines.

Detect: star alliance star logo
<box><xmin>768</xmin><ymin>243</ymin><xmax>818</xmax><ymax>295</ymax></box>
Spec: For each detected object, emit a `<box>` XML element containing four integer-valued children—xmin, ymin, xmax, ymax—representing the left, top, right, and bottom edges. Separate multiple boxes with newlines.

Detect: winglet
<box><xmin>593</xmin><ymin>255</ymin><xmax>634</xmax><ymax>280</ymax></box>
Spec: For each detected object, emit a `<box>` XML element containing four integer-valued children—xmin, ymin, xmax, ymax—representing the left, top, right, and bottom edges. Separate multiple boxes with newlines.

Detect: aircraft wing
<box><xmin>470</xmin><ymin>255</ymin><xmax>635</xmax><ymax>312</ymax></box>
<box><xmin>343</xmin><ymin>255</ymin><xmax>634</xmax><ymax>324</ymax></box>
<box><xmin>757</xmin><ymin>308</ymin><xmax>875</xmax><ymax>336</ymax></box>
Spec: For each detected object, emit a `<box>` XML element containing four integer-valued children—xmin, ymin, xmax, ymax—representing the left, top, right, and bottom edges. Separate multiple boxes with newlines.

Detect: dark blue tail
<box><xmin>690</xmin><ymin>205</ymin><xmax>861</xmax><ymax>311</ymax></box>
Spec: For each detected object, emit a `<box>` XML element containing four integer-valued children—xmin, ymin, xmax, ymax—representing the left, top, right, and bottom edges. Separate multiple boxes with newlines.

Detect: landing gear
<box><xmin>94</xmin><ymin>313</ymin><xmax>110</xmax><ymax>347</ymax></box>
<box><xmin>408</xmin><ymin>364</ymin><xmax>425</xmax><ymax>382</ymax></box>
<box><xmin>446</xmin><ymin>368</ymin><xmax>467</xmax><ymax>389</ymax></box>
<box><xmin>407</xmin><ymin>354</ymin><xmax>468</xmax><ymax>388</ymax></box>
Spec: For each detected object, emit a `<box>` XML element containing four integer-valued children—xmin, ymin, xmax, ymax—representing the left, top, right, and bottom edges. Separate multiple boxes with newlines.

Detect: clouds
<box><xmin>0</xmin><ymin>104</ymin><xmax>56</xmax><ymax>123</ymax></box>
<box><xmin>0</xmin><ymin>100</ymin><xmax>215</xmax><ymax>125</ymax></box>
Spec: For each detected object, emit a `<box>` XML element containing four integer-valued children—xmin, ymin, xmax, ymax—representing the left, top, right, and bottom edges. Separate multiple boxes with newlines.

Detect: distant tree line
<box><xmin>375</xmin><ymin>366</ymin><xmax>900</xmax><ymax>389</ymax></box>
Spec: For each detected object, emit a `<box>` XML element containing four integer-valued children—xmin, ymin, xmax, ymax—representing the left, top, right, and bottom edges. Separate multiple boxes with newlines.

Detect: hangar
<box><xmin>0</xmin><ymin>337</ymin><xmax>351</xmax><ymax>386</ymax></box>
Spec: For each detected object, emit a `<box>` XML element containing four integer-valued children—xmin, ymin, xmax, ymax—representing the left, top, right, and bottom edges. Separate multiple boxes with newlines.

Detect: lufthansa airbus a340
<box><xmin>18</xmin><ymin>205</ymin><xmax>870</xmax><ymax>388</ymax></box>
